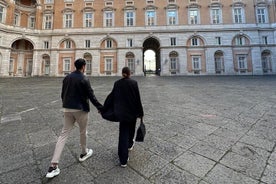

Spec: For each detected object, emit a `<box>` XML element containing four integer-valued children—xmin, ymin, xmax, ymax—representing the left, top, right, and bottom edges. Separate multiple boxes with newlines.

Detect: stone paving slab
<box><xmin>0</xmin><ymin>76</ymin><xmax>276</xmax><ymax>184</ymax></box>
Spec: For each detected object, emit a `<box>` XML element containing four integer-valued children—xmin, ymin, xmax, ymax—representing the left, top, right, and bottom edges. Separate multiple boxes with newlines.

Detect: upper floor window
<box><xmin>106</xmin><ymin>39</ymin><xmax>112</xmax><ymax>48</ymax></box>
<box><xmin>127</xmin><ymin>38</ymin><xmax>133</xmax><ymax>47</ymax></box>
<box><xmin>45</xmin><ymin>0</ymin><xmax>54</xmax><ymax>3</ymax></box>
<box><xmin>44</xmin><ymin>14</ymin><xmax>52</xmax><ymax>29</ymax></box>
<box><xmin>167</xmin><ymin>10</ymin><xmax>177</xmax><ymax>25</ymax></box>
<box><xmin>44</xmin><ymin>41</ymin><xmax>49</xmax><ymax>49</ymax></box>
<box><xmin>256</xmin><ymin>7</ymin><xmax>268</xmax><ymax>23</ymax></box>
<box><xmin>85</xmin><ymin>40</ymin><xmax>91</xmax><ymax>48</ymax></box>
<box><xmin>0</xmin><ymin>5</ymin><xmax>5</xmax><ymax>23</ymax></box>
<box><xmin>65</xmin><ymin>40</ymin><xmax>72</xmax><ymax>48</ymax></box>
<box><xmin>14</xmin><ymin>13</ymin><xmax>20</xmax><ymax>26</ymax></box>
<box><xmin>171</xmin><ymin>37</ymin><xmax>176</xmax><ymax>46</ymax></box>
<box><xmin>191</xmin><ymin>37</ymin><xmax>199</xmax><ymax>46</ymax></box>
<box><xmin>64</xmin><ymin>13</ymin><xmax>73</xmax><ymax>28</ymax></box>
<box><xmin>211</xmin><ymin>8</ymin><xmax>222</xmax><ymax>24</ymax></box>
<box><xmin>84</xmin><ymin>12</ymin><xmax>93</xmax><ymax>27</ymax></box>
<box><xmin>28</xmin><ymin>16</ymin><xmax>35</xmax><ymax>28</ymax></box>
<box><xmin>146</xmin><ymin>10</ymin><xmax>156</xmax><ymax>26</ymax></box>
<box><xmin>233</xmin><ymin>7</ymin><xmax>245</xmax><ymax>24</ymax></box>
<box><xmin>262</xmin><ymin>36</ymin><xmax>268</xmax><ymax>45</ymax></box>
<box><xmin>125</xmin><ymin>11</ymin><xmax>135</xmax><ymax>26</ymax></box>
<box><xmin>215</xmin><ymin>36</ymin><xmax>221</xmax><ymax>45</ymax></box>
<box><xmin>104</xmin><ymin>11</ymin><xmax>114</xmax><ymax>27</ymax></box>
<box><xmin>235</xmin><ymin>36</ymin><xmax>245</xmax><ymax>46</ymax></box>
<box><xmin>189</xmin><ymin>9</ymin><xmax>199</xmax><ymax>24</ymax></box>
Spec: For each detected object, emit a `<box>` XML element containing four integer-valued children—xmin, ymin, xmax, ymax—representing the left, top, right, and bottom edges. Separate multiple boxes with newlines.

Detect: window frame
<box><xmin>63</xmin><ymin>58</ymin><xmax>71</xmax><ymax>72</ymax></box>
<box><xmin>125</xmin><ymin>10</ymin><xmax>135</xmax><ymax>26</ymax></box>
<box><xmin>189</xmin><ymin>9</ymin><xmax>199</xmax><ymax>24</ymax></box>
<box><xmin>84</xmin><ymin>12</ymin><xmax>93</xmax><ymax>28</ymax></box>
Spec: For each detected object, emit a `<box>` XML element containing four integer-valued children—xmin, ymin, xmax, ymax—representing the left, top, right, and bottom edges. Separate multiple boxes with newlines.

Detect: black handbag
<box><xmin>101</xmin><ymin>92</ymin><xmax>119</xmax><ymax>122</ymax></box>
<box><xmin>135</xmin><ymin>118</ymin><xmax>146</xmax><ymax>142</ymax></box>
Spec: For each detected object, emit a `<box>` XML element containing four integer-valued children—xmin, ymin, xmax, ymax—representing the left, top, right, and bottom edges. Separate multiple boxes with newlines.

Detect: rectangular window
<box><xmin>127</xmin><ymin>58</ymin><xmax>135</xmax><ymax>71</ymax></box>
<box><xmin>64</xmin><ymin>13</ymin><xmax>73</xmax><ymax>28</ymax></box>
<box><xmin>215</xmin><ymin>57</ymin><xmax>224</xmax><ymax>72</ymax></box>
<box><xmin>29</xmin><ymin>16</ymin><xmax>35</xmax><ymax>28</ymax></box>
<box><xmin>189</xmin><ymin>10</ymin><xmax>198</xmax><ymax>24</ymax></box>
<box><xmin>105</xmin><ymin>58</ymin><xmax>113</xmax><ymax>71</ymax></box>
<box><xmin>0</xmin><ymin>6</ymin><xmax>4</xmax><ymax>23</ymax></box>
<box><xmin>44</xmin><ymin>14</ymin><xmax>52</xmax><ymax>29</ymax></box>
<box><xmin>85</xmin><ymin>40</ymin><xmax>91</xmax><ymax>48</ymax></box>
<box><xmin>126</xmin><ymin>11</ymin><xmax>134</xmax><ymax>26</ymax></box>
<box><xmin>146</xmin><ymin>11</ymin><xmax>155</xmax><ymax>26</ymax></box>
<box><xmin>211</xmin><ymin>8</ymin><xmax>221</xmax><ymax>24</ymax></box>
<box><xmin>191</xmin><ymin>38</ymin><xmax>199</xmax><ymax>46</ymax></box>
<box><xmin>14</xmin><ymin>13</ymin><xmax>20</xmax><ymax>26</ymax></box>
<box><xmin>215</xmin><ymin>37</ymin><xmax>221</xmax><ymax>45</ymax></box>
<box><xmin>65</xmin><ymin>40</ymin><xmax>71</xmax><ymax>48</ymax></box>
<box><xmin>86</xmin><ymin>60</ymin><xmax>92</xmax><ymax>73</ymax></box>
<box><xmin>236</xmin><ymin>37</ymin><xmax>244</xmax><ymax>45</ymax></box>
<box><xmin>238</xmin><ymin>55</ymin><xmax>247</xmax><ymax>70</ymax></box>
<box><xmin>63</xmin><ymin>58</ymin><xmax>71</xmax><ymax>72</ymax></box>
<box><xmin>45</xmin><ymin>0</ymin><xmax>53</xmax><ymax>3</ymax></box>
<box><xmin>257</xmin><ymin>8</ymin><xmax>266</xmax><ymax>23</ymax></box>
<box><xmin>127</xmin><ymin>39</ymin><xmax>133</xmax><ymax>47</ymax></box>
<box><xmin>105</xmin><ymin>12</ymin><xmax>113</xmax><ymax>27</ymax></box>
<box><xmin>44</xmin><ymin>41</ymin><xmax>49</xmax><ymax>49</ymax></box>
<box><xmin>167</xmin><ymin>10</ymin><xmax>177</xmax><ymax>25</ymax></box>
<box><xmin>170</xmin><ymin>57</ymin><xmax>177</xmax><ymax>70</ymax></box>
<box><xmin>192</xmin><ymin>56</ymin><xmax>201</xmax><ymax>70</ymax></box>
<box><xmin>9</xmin><ymin>59</ymin><xmax>14</xmax><ymax>74</ymax></box>
<box><xmin>84</xmin><ymin>13</ymin><xmax>93</xmax><ymax>27</ymax></box>
<box><xmin>233</xmin><ymin>8</ymin><xmax>243</xmax><ymax>23</ymax></box>
<box><xmin>170</xmin><ymin>37</ymin><xmax>176</xmax><ymax>46</ymax></box>
<box><xmin>106</xmin><ymin>39</ymin><xmax>112</xmax><ymax>48</ymax></box>
<box><xmin>262</xmin><ymin>36</ymin><xmax>268</xmax><ymax>45</ymax></box>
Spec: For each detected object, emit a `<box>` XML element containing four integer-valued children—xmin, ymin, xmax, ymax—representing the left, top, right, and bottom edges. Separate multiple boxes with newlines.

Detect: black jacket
<box><xmin>108</xmin><ymin>77</ymin><xmax>144</xmax><ymax>122</ymax></box>
<box><xmin>61</xmin><ymin>70</ymin><xmax>102</xmax><ymax>112</ymax></box>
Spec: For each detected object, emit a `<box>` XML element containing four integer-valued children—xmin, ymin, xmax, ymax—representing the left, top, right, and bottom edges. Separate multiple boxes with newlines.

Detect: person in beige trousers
<box><xmin>46</xmin><ymin>58</ymin><xmax>103</xmax><ymax>178</ymax></box>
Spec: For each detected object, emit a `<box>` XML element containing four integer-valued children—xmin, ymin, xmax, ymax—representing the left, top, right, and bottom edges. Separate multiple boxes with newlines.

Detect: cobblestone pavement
<box><xmin>0</xmin><ymin>76</ymin><xmax>276</xmax><ymax>184</ymax></box>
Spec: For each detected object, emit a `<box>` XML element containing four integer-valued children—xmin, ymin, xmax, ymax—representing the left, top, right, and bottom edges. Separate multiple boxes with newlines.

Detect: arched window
<box><xmin>169</xmin><ymin>51</ymin><xmax>178</xmax><ymax>73</ymax></box>
<box><xmin>214</xmin><ymin>51</ymin><xmax>224</xmax><ymax>74</ymax></box>
<box><xmin>262</xmin><ymin>50</ymin><xmax>272</xmax><ymax>73</ymax></box>
<box><xmin>84</xmin><ymin>53</ymin><xmax>92</xmax><ymax>75</ymax></box>
<box><xmin>125</xmin><ymin>52</ymin><xmax>135</xmax><ymax>72</ymax></box>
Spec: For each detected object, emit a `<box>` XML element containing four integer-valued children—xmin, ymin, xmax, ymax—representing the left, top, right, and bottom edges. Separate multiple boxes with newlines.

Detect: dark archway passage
<box><xmin>143</xmin><ymin>37</ymin><xmax>160</xmax><ymax>76</ymax></box>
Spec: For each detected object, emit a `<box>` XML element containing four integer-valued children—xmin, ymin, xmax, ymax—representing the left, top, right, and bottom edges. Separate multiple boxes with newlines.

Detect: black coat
<box><xmin>61</xmin><ymin>70</ymin><xmax>103</xmax><ymax>112</ymax></box>
<box><xmin>102</xmin><ymin>77</ymin><xmax>143</xmax><ymax>122</ymax></box>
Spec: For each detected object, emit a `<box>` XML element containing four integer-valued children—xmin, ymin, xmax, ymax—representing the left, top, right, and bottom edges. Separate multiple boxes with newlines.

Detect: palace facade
<box><xmin>0</xmin><ymin>0</ymin><xmax>276</xmax><ymax>77</ymax></box>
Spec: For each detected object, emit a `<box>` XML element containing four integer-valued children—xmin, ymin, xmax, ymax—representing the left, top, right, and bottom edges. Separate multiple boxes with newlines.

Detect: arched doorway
<box><xmin>42</xmin><ymin>54</ymin><xmax>50</xmax><ymax>75</ymax></box>
<box><xmin>261</xmin><ymin>50</ymin><xmax>272</xmax><ymax>74</ymax></box>
<box><xmin>11</xmin><ymin>39</ymin><xmax>34</xmax><ymax>76</ymax></box>
<box><xmin>84</xmin><ymin>53</ymin><xmax>92</xmax><ymax>75</ymax></box>
<box><xmin>143</xmin><ymin>37</ymin><xmax>160</xmax><ymax>76</ymax></box>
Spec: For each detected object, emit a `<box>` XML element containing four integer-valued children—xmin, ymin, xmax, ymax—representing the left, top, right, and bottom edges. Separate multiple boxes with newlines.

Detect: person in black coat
<box><xmin>109</xmin><ymin>67</ymin><xmax>144</xmax><ymax>167</ymax></box>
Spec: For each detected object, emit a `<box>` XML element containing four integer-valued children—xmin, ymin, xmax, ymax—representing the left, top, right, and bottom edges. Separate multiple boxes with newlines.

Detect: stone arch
<box><xmin>10</xmin><ymin>39</ymin><xmax>34</xmax><ymax>76</ymax></box>
<box><xmin>143</xmin><ymin>36</ymin><xmax>161</xmax><ymax>75</ymax></box>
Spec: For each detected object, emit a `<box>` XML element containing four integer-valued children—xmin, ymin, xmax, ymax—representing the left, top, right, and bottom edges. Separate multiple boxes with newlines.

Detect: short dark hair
<box><xmin>74</xmin><ymin>58</ymin><xmax>86</xmax><ymax>70</ymax></box>
<box><xmin>122</xmin><ymin>67</ymin><xmax>130</xmax><ymax>78</ymax></box>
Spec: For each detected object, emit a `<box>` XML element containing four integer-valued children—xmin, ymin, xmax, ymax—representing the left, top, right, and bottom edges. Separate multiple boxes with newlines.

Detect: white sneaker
<box><xmin>128</xmin><ymin>141</ymin><xmax>135</xmax><ymax>151</ymax></box>
<box><xmin>46</xmin><ymin>166</ymin><xmax>60</xmax><ymax>178</ymax></box>
<box><xmin>79</xmin><ymin>148</ymin><xmax>93</xmax><ymax>162</ymax></box>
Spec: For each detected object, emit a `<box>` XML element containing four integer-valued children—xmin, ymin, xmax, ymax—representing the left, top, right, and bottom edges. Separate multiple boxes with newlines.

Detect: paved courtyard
<box><xmin>0</xmin><ymin>76</ymin><xmax>276</xmax><ymax>184</ymax></box>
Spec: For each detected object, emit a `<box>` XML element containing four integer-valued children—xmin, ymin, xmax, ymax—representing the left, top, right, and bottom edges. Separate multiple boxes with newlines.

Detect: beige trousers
<box><xmin>51</xmin><ymin>111</ymin><xmax>88</xmax><ymax>164</ymax></box>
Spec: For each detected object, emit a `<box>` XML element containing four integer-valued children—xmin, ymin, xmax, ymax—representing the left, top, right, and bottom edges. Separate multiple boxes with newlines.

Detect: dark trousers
<box><xmin>118</xmin><ymin>120</ymin><xmax>136</xmax><ymax>165</ymax></box>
